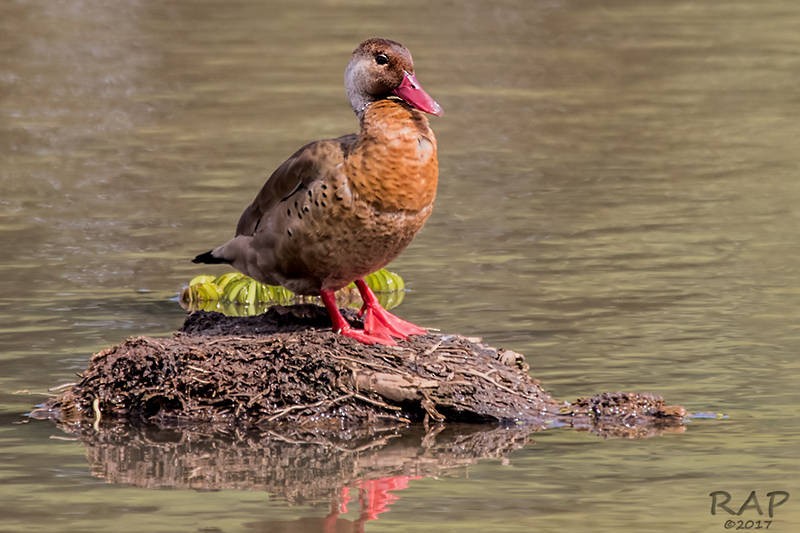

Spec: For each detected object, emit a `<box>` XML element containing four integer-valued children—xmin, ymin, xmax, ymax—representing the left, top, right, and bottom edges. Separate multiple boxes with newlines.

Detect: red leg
<box><xmin>355</xmin><ymin>279</ymin><xmax>427</xmax><ymax>339</ymax></box>
<box><xmin>320</xmin><ymin>289</ymin><xmax>396</xmax><ymax>345</ymax></box>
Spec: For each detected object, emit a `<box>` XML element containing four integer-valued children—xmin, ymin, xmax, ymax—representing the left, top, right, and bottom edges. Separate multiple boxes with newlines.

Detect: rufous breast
<box><xmin>346</xmin><ymin>99</ymin><xmax>438</xmax><ymax>214</ymax></box>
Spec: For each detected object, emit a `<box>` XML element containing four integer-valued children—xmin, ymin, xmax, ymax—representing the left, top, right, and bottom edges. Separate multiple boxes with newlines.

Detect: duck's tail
<box><xmin>192</xmin><ymin>250</ymin><xmax>231</xmax><ymax>264</ymax></box>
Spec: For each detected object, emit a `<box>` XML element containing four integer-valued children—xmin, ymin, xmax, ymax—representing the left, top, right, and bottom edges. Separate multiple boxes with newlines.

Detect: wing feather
<box><xmin>235</xmin><ymin>134</ymin><xmax>357</xmax><ymax>236</ymax></box>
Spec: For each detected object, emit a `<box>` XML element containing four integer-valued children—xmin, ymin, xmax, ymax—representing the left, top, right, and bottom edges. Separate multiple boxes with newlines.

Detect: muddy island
<box><xmin>36</xmin><ymin>305</ymin><xmax>685</xmax><ymax>439</ymax></box>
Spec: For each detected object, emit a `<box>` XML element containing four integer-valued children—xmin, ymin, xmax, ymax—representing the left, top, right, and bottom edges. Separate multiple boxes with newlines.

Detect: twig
<box><xmin>264</xmin><ymin>428</ymin><xmax>404</xmax><ymax>449</ymax></box>
<box><xmin>246</xmin><ymin>390</ymin><xmax>267</xmax><ymax>407</ymax></box>
<box><xmin>459</xmin><ymin>369</ymin><xmax>534</xmax><ymax>400</ymax></box>
<box><xmin>353</xmin><ymin>392</ymin><xmax>402</xmax><ymax>411</ymax></box>
<box><xmin>266</xmin><ymin>393</ymin><xmax>354</xmax><ymax>422</ymax></box>
<box><xmin>328</xmin><ymin>434</ymin><xmax>404</xmax><ymax>453</ymax></box>
<box><xmin>328</xmin><ymin>354</ymin><xmax>397</xmax><ymax>372</ymax></box>
<box><xmin>138</xmin><ymin>337</ymin><xmax>166</xmax><ymax>351</ymax></box>
<box><xmin>92</xmin><ymin>398</ymin><xmax>102</xmax><ymax>431</ymax></box>
<box><xmin>374</xmin><ymin>413</ymin><xmax>411</xmax><ymax>424</ymax></box>
<box><xmin>205</xmin><ymin>335</ymin><xmax>259</xmax><ymax>346</ymax></box>
<box><xmin>48</xmin><ymin>382</ymin><xmax>77</xmax><ymax>392</ymax></box>
<box><xmin>423</xmin><ymin>340</ymin><xmax>443</xmax><ymax>356</ymax></box>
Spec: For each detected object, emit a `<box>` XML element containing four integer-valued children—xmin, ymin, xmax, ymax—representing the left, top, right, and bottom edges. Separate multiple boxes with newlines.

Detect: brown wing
<box><xmin>235</xmin><ymin>133</ymin><xmax>358</xmax><ymax>236</ymax></box>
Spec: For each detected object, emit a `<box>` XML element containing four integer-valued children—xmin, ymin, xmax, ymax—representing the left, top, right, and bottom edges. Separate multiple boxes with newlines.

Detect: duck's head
<box><xmin>345</xmin><ymin>37</ymin><xmax>443</xmax><ymax>119</ymax></box>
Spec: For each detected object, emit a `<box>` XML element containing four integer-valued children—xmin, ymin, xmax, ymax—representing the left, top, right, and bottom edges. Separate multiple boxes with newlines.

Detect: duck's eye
<box><xmin>375</xmin><ymin>53</ymin><xmax>389</xmax><ymax>66</ymax></box>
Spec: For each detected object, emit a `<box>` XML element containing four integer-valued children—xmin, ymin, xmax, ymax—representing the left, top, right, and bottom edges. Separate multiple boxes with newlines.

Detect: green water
<box><xmin>1</xmin><ymin>1</ymin><xmax>799</xmax><ymax>531</ymax></box>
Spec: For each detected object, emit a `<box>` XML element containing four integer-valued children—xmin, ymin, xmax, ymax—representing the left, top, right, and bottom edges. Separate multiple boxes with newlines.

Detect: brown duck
<box><xmin>193</xmin><ymin>38</ymin><xmax>442</xmax><ymax>345</ymax></box>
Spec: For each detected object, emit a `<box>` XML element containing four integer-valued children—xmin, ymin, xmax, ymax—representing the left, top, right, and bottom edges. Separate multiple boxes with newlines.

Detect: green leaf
<box><xmin>180</xmin><ymin>268</ymin><xmax>407</xmax><ymax>316</ymax></box>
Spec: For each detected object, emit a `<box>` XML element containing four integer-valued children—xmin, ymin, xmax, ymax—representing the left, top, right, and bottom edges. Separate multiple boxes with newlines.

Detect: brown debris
<box><xmin>562</xmin><ymin>392</ymin><xmax>687</xmax><ymax>439</ymax></box>
<box><xmin>35</xmin><ymin>305</ymin><xmax>685</xmax><ymax>439</ymax></box>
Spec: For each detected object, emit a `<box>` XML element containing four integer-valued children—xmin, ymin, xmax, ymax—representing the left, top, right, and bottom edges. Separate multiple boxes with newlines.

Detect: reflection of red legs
<box><xmin>322</xmin><ymin>486</ymin><xmax>351</xmax><ymax>533</ymax></box>
<box><xmin>354</xmin><ymin>279</ymin><xmax>426</xmax><ymax>340</ymax></box>
<box><xmin>320</xmin><ymin>475</ymin><xmax>418</xmax><ymax>532</ymax></box>
<box><xmin>355</xmin><ymin>475</ymin><xmax>418</xmax><ymax>526</ymax></box>
<box><xmin>338</xmin><ymin>486</ymin><xmax>351</xmax><ymax>515</ymax></box>
<box><xmin>316</xmin><ymin>478</ymin><xmax>418</xmax><ymax>533</ymax></box>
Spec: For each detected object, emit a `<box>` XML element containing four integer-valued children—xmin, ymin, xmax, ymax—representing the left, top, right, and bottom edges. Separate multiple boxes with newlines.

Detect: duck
<box><xmin>193</xmin><ymin>38</ymin><xmax>442</xmax><ymax>345</ymax></box>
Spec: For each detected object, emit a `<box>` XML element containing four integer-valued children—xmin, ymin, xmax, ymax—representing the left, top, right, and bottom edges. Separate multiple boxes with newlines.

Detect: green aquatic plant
<box><xmin>180</xmin><ymin>269</ymin><xmax>407</xmax><ymax>316</ymax></box>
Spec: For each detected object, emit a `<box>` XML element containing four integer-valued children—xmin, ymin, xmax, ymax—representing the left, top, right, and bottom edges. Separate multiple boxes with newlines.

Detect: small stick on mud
<box><xmin>92</xmin><ymin>398</ymin><xmax>102</xmax><ymax>431</ymax></box>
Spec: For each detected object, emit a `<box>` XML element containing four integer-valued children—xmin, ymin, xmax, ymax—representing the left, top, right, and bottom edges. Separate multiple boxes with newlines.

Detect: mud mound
<box><xmin>36</xmin><ymin>305</ymin><xmax>685</xmax><ymax>436</ymax></box>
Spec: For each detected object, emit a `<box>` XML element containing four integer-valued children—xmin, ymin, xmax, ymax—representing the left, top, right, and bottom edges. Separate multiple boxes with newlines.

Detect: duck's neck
<box><xmin>348</xmin><ymin>87</ymin><xmax>377</xmax><ymax>121</ymax></box>
<box><xmin>352</xmin><ymin>96</ymin><xmax>413</xmax><ymax>122</ymax></box>
<box><xmin>351</xmin><ymin>101</ymin><xmax>369</xmax><ymax>122</ymax></box>
<box><xmin>355</xmin><ymin>98</ymin><xmax>426</xmax><ymax>128</ymax></box>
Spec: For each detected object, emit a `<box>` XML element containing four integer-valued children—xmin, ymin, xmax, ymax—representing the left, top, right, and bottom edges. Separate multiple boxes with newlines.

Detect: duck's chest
<box><xmin>345</xmin><ymin>102</ymin><xmax>439</xmax><ymax>213</ymax></box>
